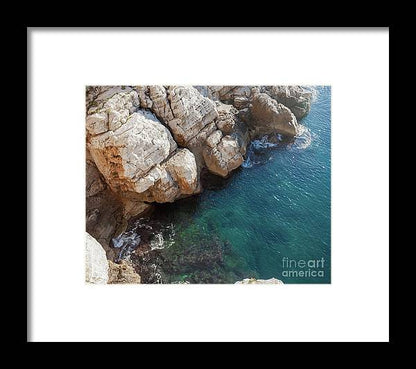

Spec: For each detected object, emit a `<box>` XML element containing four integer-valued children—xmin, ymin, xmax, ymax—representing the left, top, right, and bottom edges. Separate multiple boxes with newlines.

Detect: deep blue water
<box><xmin>120</xmin><ymin>86</ymin><xmax>331</xmax><ymax>283</ymax></box>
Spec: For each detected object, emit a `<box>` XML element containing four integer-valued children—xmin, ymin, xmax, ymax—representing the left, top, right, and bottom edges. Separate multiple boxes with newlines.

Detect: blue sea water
<box><xmin>123</xmin><ymin>86</ymin><xmax>331</xmax><ymax>284</ymax></box>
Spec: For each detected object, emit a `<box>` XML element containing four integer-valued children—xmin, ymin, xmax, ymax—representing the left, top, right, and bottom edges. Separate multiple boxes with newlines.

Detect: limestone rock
<box><xmin>219</xmin><ymin>86</ymin><xmax>253</xmax><ymax>108</ymax></box>
<box><xmin>195</xmin><ymin>85</ymin><xmax>254</xmax><ymax>105</ymax></box>
<box><xmin>86</xmin><ymin>87</ymin><xmax>137</xmax><ymax>121</ymax></box>
<box><xmin>235</xmin><ymin>278</ymin><xmax>284</xmax><ymax>284</ymax></box>
<box><xmin>108</xmin><ymin>260</ymin><xmax>141</xmax><ymax>284</ymax></box>
<box><xmin>86</xmin><ymin>86</ymin><xmax>134</xmax><ymax>114</ymax></box>
<box><xmin>262</xmin><ymin>86</ymin><xmax>312</xmax><ymax>119</ymax></box>
<box><xmin>141</xmin><ymin>148</ymin><xmax>199</xmax><ymax>202</ymax></box>
<box><xmin>85</xmin><ymin>232</ymin><xmax>109</xmax><ymax>284</ymax></box>
<box><xmin>186</xmin><ymin>122</ymin><xmax>217</xmax><ymax>167</ymax></box>
<box><xmin>86</xmin><ymin>159</ymin><xmax>106</xmax><ymax>197</ymax></box>
<box><xmin>86</xmin><ymin>112</ymin><xmax>108</xmax><ymax>135</ymax></box>
<box><xmin>203</xmin><ymin>134</ymin><xmax>244</xmax><ymax>177</ymax></box>
<box><xmin>206</xmin><ymin>129</ymin><xmax>223</xmax><ymax>148</ymax></box>
<box><xmin>86</xmin><ymin>150</ymin><xmax>151</xmax><ymax>258</ymax></box>
<box><xmin>148</xmin><ymin>85</ymin><xmax>175</xmax><ymax>122</ymax></box>
<box><xmin>167</xmin><ymin>86</ymin><xmax>219</xmax><ymax>145</ymax></box>
<box><xmin>164</xmin><ymin>149</ymin><xmax>198</xmax><ymax>194</ymax></box>
<box><xmin>179</xmin><ymin>99</ymin><xmax>246</xmax><ymax>176</ymax></box>
<box><xmin>86</xmin><ymin>86</ymin><xmax>311</xmax><ymax>213</ymax></box>
<box><xmin>215</xmin><ymin>102</ymin><xmax>238</xmax><ymax>135</ymax></box>
<box><xmin>136</xmin><ymin>86</ymin><xmax>246</xmax><ymax>179</ymax></box>
<box><xmin>86</xmin><ymin>87</ymin><xmax>204</xmax><ymax>206</ymax></box>
<box><xmin>135</xmin><ymin>85</ymin><xmax>153</xmax><ymax>109</ymax></box>
<box><xmin>138</xmin><ymin>86</ymin><xmax>218</xmax><ymax>146</ymax></box>
<box><xmin>193</xmin><ymin>85</ymin><xmax>223</xmax><ymax>101</ymax></box>
<box><xmin>250</xmin><ymin>92</ymin><xmax>299</xmax><ymax>137</ymax></box>
<box><xmin>86</xmin><ymin>158</ymin><xmax>123</xmax><ymax>259</ymax></box>
<box><xmin>88</xmin><ymin>110</ymin><xmax>177</xmax><ymax>194</ymax></box>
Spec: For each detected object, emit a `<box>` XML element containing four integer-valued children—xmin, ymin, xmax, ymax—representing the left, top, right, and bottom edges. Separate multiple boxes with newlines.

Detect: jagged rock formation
<box><xmin>215</xmin><ymin>102</ymin><xmax>238</xmax><ymax>134</ymax></box>
<box><xmin>203</xmin><ymin>132</ymin><xmax>243</xmax><ymax>177</ymax></box>
<box><xmin>85</xmin><ymin>85</ymin><xmax>312</xmax><ymax>272</ymax></box>
<box><xmin>195</xmin><ymin>86</ymin><xmax>254</xmax><ymax>110</ymax></box>
<box><xmin>87</xmin><ymin>90</ymin><xmax>202</xmax><ymax>210</ymax></box>
<box><xmin>140</xmin><ymin>148</ymin><xmax>199</xmax><ymax>202</ymax></box>
<box><xmin>108</xmin><ymin>260</ymin><xmax>141</xmax><ymax>284</ymax></box>
<box><xmin>86</xmin><ymin>149</ymin><xmax>150</xmax><ymax>257</ymax></box>
<box><xmin>235</xmin><ymin>278</ymin><xmax>284</xmax><ymax>284</ymax></box>
<box><xmin>150</xmin><ymin>86</ymin><xmax>219</xmax><ymax>146</ymax></box>
<box><xmin>262</xmin><ymin>86</ymin><xmax>312</xmax><ymax>119</ymax></box>
<box><xmin>249</xmin><ymin>92</ymin><xmax>299</xmax><ymax>137</ymax></box>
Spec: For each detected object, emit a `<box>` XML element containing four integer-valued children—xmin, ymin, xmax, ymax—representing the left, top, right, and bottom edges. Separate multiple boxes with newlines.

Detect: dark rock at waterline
<box><xmin>129</xmin><ymin>231</ymin><xmax>238</xmax><ymax>284</ymax></box>
<box><xmin>86</xmin><ymin>159</ymin><xmax>125</xmax><ymax>261</ymax></box>
<box><xmin>200</xmin><ymin>167</ymin><xmax>238</xmax><ymax>191</ymax></box>
<box><xmin>86</xmin><ymin>151</ymin><xmax>152</xmax><ymax>261</ymax></box>
<box><xmin>131</xmin><ymin>249</ymin><xmax>165</xmax><ymax>284</ymax></box>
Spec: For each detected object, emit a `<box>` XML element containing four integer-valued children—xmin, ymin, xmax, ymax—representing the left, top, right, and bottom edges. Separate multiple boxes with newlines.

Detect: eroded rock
<box><xmin>86</xmin><ymin>85</ymin><xmax>311</xmax><ymax>211</ymax></box>
<box><xmin>203</xmin><ymin>133</ymin><xmax>244</xmax><ymax>177</ymax></box>
<box><xmin>250</xmin><ymin>92</ymin><xmax>299</xmax><ymax>137</ymax></box>
<box><xmin>215</xmin><ymin>102</ymin><xmax>238</xmax><ymax>135</ymax></box>
<box><xmin>262</xmin><ymin>86</ymin><xmax>312</xmax><ymax>119</ymax></box>
<box><xmin>195</xmin><ymin>86</ymin><xmax>254</xmax><ymax>108</ymax></box>
<box><xmin>85</xmin><ymin>232</ymin><xmax>109</xmax><ymax>284</ymax></box>
<box><xmin>108</xmin><ymin>260</ymin><xmax>141</xmax><ymax>284</ymax></box>
<box><xmin>86</xmin><ymin>158</ymin><xmax>125</xmax><ymax>259</ymax></box>
<box><xmin>167</xmin><ymin>86</ymin><xmax>219</xmax><ymax>145</ymax></box>
<box><xmin>88</xmin><ymin>110</ymin><xmax>177</xmax><ymax>193</ymax></box>
<box><xmin>142</xmin><ymin>148</ymin><xmax>199</xmax><ymax>202</ymax></box>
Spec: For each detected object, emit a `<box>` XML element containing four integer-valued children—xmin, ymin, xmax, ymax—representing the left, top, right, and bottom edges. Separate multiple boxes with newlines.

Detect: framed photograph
<box><xmin>29</xmin><ymin>27</ymin><xmax>389</xmax><ymax>342</ymax></box>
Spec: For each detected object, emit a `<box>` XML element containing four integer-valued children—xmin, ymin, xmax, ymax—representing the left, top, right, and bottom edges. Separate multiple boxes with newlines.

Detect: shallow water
<box><xmin>115</xmin><ymin>86</ymin><xmax>331</xmax><ymax>284</ymax></box>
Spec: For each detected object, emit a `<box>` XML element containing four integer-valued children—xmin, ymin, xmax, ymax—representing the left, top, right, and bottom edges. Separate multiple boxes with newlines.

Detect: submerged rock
<box><xmin>85</xmin><ymin>232</ymin><xmax>109</xmax><ymax>284</ymax></box>
<box><xmin>235</xmin><ymin>278</ymin><xmax>284</xmax><ymax>284</ymax></box>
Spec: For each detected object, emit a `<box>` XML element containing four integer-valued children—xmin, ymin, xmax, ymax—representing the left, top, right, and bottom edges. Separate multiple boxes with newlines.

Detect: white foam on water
<box><xmin>293</xmin><ymin>125</ymin><xmax>312</xmax><ymax>150</ymax></box>
<box><xmin>251</xmin><ymin>135</ymin><xmax>279</xmax><ymax>150</ymax></box>
<box><xmin>242</xmin><ymin>155</ymin><xmax>253</xmax><ymax>168</ymax></box>
<box><xmin>112</xmin><ymin>230</ymin><xmax>141</xmax><ymax>249</ymax></box>
<box><xmin>150</xmin><ymin>233</ymin><xmax>165</xmax><ymax>250</ymax></box>
<box><xmin>302</xmin><ymin>85</ymin><xmax>319</xmax><ymax>102</ymax></box>
<box><xmin>242</xmin><ymin>134</ymin><xmax>281</xmax><ymax>168</ymax></box>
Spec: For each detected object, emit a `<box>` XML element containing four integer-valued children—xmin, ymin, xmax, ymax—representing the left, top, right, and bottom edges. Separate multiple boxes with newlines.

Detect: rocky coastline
<box><xmin>85</xmin><ymin>85</ymin><xmax>312</xmax><ymax>284</ymax></box>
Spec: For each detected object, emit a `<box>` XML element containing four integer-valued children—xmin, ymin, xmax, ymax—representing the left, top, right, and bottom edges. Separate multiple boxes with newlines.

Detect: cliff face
<box><xmin>86</xmin><ymin>85</ymin><xmax>312</xmax><ymax>251</ymax></box>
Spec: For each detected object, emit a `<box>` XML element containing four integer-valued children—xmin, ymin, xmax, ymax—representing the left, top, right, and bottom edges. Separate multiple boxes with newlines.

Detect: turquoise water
<box><xmin>124</xmin><ymin>86</ymin><xmax>331</xmax><ymax>283</ymax></box>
